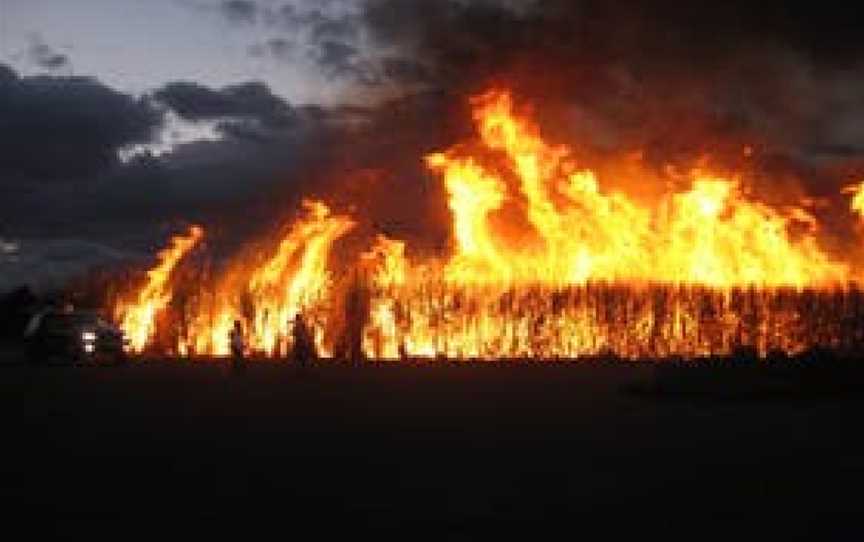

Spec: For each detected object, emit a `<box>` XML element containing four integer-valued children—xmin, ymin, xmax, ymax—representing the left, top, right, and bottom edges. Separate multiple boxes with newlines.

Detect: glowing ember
<box><xmin>114</xmin><ymin>90</ymin><xmax>864</xmax><ymax>361</ymax></box>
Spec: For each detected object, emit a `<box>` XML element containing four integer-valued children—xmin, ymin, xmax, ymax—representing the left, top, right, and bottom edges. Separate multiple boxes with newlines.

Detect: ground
<box><xmin>1</xmin><ymin>355</ymin><xmax>863</xmax><ymax>538</ymax></box>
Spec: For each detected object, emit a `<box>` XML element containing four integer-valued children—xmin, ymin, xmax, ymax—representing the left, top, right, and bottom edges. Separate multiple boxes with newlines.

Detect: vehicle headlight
<box><xmin>82</xmin><ymin>331</ymin><xmax>97</xmax><ymax>343</ymax></box>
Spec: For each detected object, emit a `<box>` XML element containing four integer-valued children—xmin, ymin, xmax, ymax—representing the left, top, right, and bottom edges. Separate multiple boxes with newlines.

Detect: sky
<box><xmin>2</xmin><ymin>1</ymin><xmax>864</xmax><ymax>292</ymax></box>
<box><xmin>0</xmin><ymin>0</ymin><xmax>383</xmax><ymax>105</ymax></box>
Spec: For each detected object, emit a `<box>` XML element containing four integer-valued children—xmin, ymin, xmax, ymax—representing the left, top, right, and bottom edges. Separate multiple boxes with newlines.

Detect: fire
<box><xmin>115</xmin><ymin>225</ymin><xmax>204</xmax><ymax>353</ymax></box>
<box><xmin>178</xmin><ymin>200</ymin><xmax>354</xmax><ymax>356</ymax></box>
<box><xmin>114</xmin><ymin>90</ymin><xmax>864</xmax><ymax>361</ymax></box>
<box><xmin>360</xmin><ymin>235</ymin><xmax>409</xmax><ymax>359</ymax></box>
<box><xmin>844</xmin><ymin>181</ymin><xmax>864</xmax><ymax>220</ymax></box>
<box><xmin>428</xmin><ymin>90</ymin><xmax>847</xmax><ymax>288</ymax></box>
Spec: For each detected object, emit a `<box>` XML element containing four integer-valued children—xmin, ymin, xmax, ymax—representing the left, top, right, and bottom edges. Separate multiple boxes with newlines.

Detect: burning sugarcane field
<box><xmin>105</xmin><ymin>89</ymin><xmax>864</xmax><ymax>365</ymax></box>
<box><xmin>6</xmin><ymin>2</ymin><xmax>864</xmax><ymax>538</ymax></box>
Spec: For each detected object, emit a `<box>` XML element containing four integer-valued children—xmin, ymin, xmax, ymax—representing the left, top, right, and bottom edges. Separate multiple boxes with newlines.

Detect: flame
<box><xmin>114</xmin><ymin>90</ymin><xmax>864</xmax><ymax>361</ymax></box>
<box><xmin>427</xmin><ymin>90</ymin><xmax>847</xmax><ymax>288</ymax></box>
<box><xmin>360</xmin><ymin>90</ymin><xmax>856</xmax><ymax>359</ymax></box>
<box><xmin>180</xmin><ymin>200</ymin><xmax>354</xmax><ymax>357</ymax></box>
<box><xmin>244</xmin><ymin>200</ymin><xmax>355</xmax><ymax>356</ymax></box>
<box><xmin>360</xmin><ymin>235</ymin><xmax>408</xmax><ymax>359</ymax></box>
<box><xmin>115</xmin><ymin>225</ymin><xmax>204</xmax><ymax>353</ymax></box>
<box><xmin>844</xmin><ymin>181</ymin><xmax>864</xmax><ymax>220</ymax></box>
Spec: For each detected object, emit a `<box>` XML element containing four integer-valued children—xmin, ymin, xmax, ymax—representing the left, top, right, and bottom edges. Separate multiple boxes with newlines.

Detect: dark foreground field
<box><xmin>2</xmin><ymin>358</ymin><xmax>864</xmax><ymax>539</ymax></box>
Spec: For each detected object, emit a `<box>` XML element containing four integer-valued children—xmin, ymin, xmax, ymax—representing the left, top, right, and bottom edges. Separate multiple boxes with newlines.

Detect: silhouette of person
<box><xmin>229</xmin><ymin>320</ymin><xmax>245</xmax><ymax>372</ymax></box>
<box><xmin>292</xmin><ymin>313</ymin><xmax>313</xmax><ymax>368</ymax></box>
<box><xmin>343</xmin><ymin>278</ymin><xmax>369</xmax><ymax>365</ymax></box>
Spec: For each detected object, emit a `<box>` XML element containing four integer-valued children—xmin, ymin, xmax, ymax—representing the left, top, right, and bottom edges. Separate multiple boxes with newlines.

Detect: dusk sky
<box><xmin>2</xmin><ymin>1</ymin><xmax>864</xmax><ymax>292</ymax></box>
<box><xmin>0</xmin><ymin>0</ymin><xmax>387</xmax><ymax>104</ymax></box>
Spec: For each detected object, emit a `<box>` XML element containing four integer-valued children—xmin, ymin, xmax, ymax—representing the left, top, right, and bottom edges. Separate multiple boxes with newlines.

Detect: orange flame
<box><xmin>115</xmin><ymin>225</ymin><xmax>204</xmax><ymax>353</ymax></box>
<box><xmin>360</xmin><ymin>90</ymin><xmax>857</xmax><ymax>359</ymax></box>
<box><xmin>114</xmin><ymin>90</ymin><xmax>864</xmax><ymax>361</ymax></box>
<box><xmin>427</xmin><ymin>90</ymin><xmax>847</xmax><ymax>288</ymax></box>
<box><xmin>844</xmin><ymin>181</ymin><xmax>864</xmax><ymax>220</ymax></box>
<box><xmin>181</xmin><ymin>200</ymin><xmax>355</xmax><ymax>356</ymax></box>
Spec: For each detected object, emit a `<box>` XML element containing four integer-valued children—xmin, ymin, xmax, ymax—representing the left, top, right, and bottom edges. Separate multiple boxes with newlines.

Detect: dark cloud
<box><xmin>7</xmin><ymin>1</ymin><xmax>864</xmax><ymax>292</ymax></box>
<box><xmin>0</xmin><ymin>66</ymin><xmax>346</xmax><ymax>291</ymax></box>
<box><xmin>1</xmin><ymin>116</ymin><xmax>341</xmax><ymax>257</ymax></box>
<box><xmin>154</xmin><ymin>81</ymin><xmax>297</xmax><ymax>128</ymax></box>
<box><xmin>220</xmin><ymin>0</ymin><xmax>258</xmax><ymax>24</ymax></box>
<box><xmin>316</xmin><ymin>40</ymin><xmax>358</xmax><ymax>71</ymax></box>
<box><xmin>264</xmin><ymin>38</ymin><xmax>295</xmax><ymax>60</ymax></box>
<box><xmin>0</xmin><ymin>69</ymin><xmax>355</xmax><ymax>291</ymax></box>
<box><xmin>263</xmin><ymin>4</ymin><xmax>327</xmax><ymax>32</ymax></box>
<box><xmin>0</xmin><ymin>238</ymin><xmax>137</xmax><ymax>293</ymax></box>
<box><xmin>245</xmin><ymin>0</ymin><xmax>864</xmax><ymax>253</ymax></box>
<box><xmin>310</xmin><ymin>16</ymin><xmax>359</xmax><ymax>43</ymax></box>
<box><xmin>356</xmin><ymin>0</ymin><xmax>864</xmax><ymax>170</ymax></box>
<box><xmin>362</xmin><ymin>0</ymin><xmax>537</xmax><ymax>81</ymax></box>
<box><xmin>248</xmin><ymin>37</ymin><xmax>298</xmax><ymax>62</ymax></box>
<box><xmin>26</xmin><ymin>40</ymin><xmax>70</xmax><ymax>71</ymax></box>
<box><xmin>0</xmin><ymin>64</ymin><xmax>162</xmax><ymax>181</ymax></box>
<box><xmin>362</xmin><ymin>1</ymin><xmax>864</xmax><ymax>78</ymax></box>
<box><xmin>381</xmin><ymin>56</ymin><xmax>430</xmax><ymax>85</ymax></box>
<box><xmin>0</xmin><ymin>128</ymin><xmax>337</xmax><ymax>292</ymax></box>
<box><xmin>0</xmin><ymin>64</ymin><xmax>17</xmax><ymax>85</ymax></box>
<box><xmin>312</xmin><ymin>40</ymin><xmax>381</xmax><ymax>86</ymax></box>
<box><xmin>233</xmin><ymin>3</ymin><xmax>374</xmax><ymax>83</ymax></box>
<box><xmin>261</xmin><ymin>4</ymin><xmax>359</xmax><ymax>39</ymax></box>
<box><xmin>304</xmin><ymin>89</ymin><xmax>467</xmax><ymax>251</ymax></box>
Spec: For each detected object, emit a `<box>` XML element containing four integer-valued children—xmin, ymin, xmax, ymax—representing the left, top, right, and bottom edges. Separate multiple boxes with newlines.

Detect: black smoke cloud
<box><xmin>26</xmin><ymin>39</ymin><xmax>71</xmax><ymax>71</ymax></box>
<box><xmin>0</xmin><ymin>238</ymin><xmax>137</xmax><ymax>293</ymax></box>
<box><xmin>154</xmin><ymin>81</ymin><xmax>298</xmax><ymax>129</ymax></box>
<box><xmin>380</xmin><ymin>56</ymin><xmax>430</xmax><ymax>85</ymax></box>
<box><xmin>303</xmin><ymin>0</ymin><xmax>864</xmax><ymax>255</ymax></box>
<box><xmin>315</xmin><ymin>40</ymin><xmax>359</xmax><ymax>74</ymax></box>
<box><xmin>0</xmin><ymin>64</ymin><xmax>344</xmax><ymax>292</ymax></box>
<box><xmin>0</xmin><ymin>65</ymin><xmax>162</xmax><ymax>181</ymax></box>
<box><xmin>213</xmin><ymin>1</ymin><xmax>418</xmax><ymax>87</ymax></box>
<box><xmin>220</xmin><ymin>0</ymin><xmax>259</xmax><ymax>24</ymax></box>
<box><xmin>358</xmin><ymin>1</ymin><xmax>864</xmax><ymax>167</ymax></box>
<box><xmin>6</xmin><ymin>1</ymin><xmax>864</xmax><ymax>292</ymax></box>
<box><xmin>362</xmin><ymin>1</ymin><xmax>864</xmax><ymax>84</ymax></box>
<box><xmin>212</xmin><ymin>0</ymin><xmax>864</xmax><ymax>170</ymax></box>
<box><xmin>248</xmin><ymin>38</ymin><xmax>296</xmax><ymax>61</ymax></box>
<box><xmin>199</xmin><ymin>0</ymin><xmax>864</xmax><ymax>243</ymax></box>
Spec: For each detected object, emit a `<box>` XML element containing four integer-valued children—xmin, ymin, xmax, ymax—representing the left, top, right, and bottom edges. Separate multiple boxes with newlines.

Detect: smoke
<box><xmin>25</xmin><ymin>36</ymin><xmax>71</xmax><ymax>72</ymax></box>
<box><xmin>197</xmin><ymin>0</ymin><xmax>853</xmax><ymax>272</ymax></box>
<box><xmin>0</xmin><ymin>238</ymin><xmax>139</xmax><ymax>294</ymax></box>
<box><xmin>6</xmin><ymin>1</ymin><xmax>864</xmax><ymax>292</ymax></box>
<box><xmin>0</xmin><ymin>65</ymin><xmax>162</xmax><ymax>181</ymax></box>
<box><xmin>357</xmin><ymin>1</ymin><xmax>864</xmax><ymax>164</ymax></box>
<box><xmin>200</xmin><ymin>0</ymin><xmax>864</xmax><ymax>173</ymax></box>
<box><xmin>0</xmin><ymin>65</ymin><xmax>351</xmax><ymax>292</ymax></box>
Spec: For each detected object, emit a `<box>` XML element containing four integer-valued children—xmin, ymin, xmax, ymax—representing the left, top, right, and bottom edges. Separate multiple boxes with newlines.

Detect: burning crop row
<box><xmin>112</xmin><ymin>90</ymin><xmax>864</xmax><ymax>361</ymax></box>
<box><xmin>114</xmin><ymin>225</ymin><xmax>204</xmax><ymax>352</ymax></box>
<box><xmin>362</xmin><ymin>281</ymin><xmax>864</xmax><ymax>360</ymax></box>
